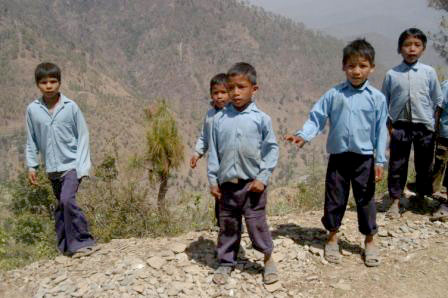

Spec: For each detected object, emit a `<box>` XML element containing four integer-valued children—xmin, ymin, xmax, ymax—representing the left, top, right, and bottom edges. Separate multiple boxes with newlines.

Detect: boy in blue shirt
<box><xmin>208</xmin><ymin>62</ymin><xmax>279</xmax><ymax>284</ymax></box>
<box><xmin>25</xmin><ymin>62</ymin><xmax>96</xmax><ymax>257</ymax></box>
<box><xmin>286</xmin><ymin>39</ymin><xmax>388</xmax><ymax>267</ymax></box>
<box><xmin>382</xmin><ymin>28</ymin><xmax>443</xmax><ymax>218</ymax></box>
<box><xmin>431</xmin><ymin>80</ymin><xmax>448</xmax><ymax>220</ymax></box>
<box><xmin>190</xmin><ymin>73</ymin><xmax>230</xmax><ymax>226</ymax></box>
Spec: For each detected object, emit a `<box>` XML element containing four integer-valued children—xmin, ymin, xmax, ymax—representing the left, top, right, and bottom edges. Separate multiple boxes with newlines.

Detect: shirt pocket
<box><xmin>54</xmin><ymin>119</ymin><xmax>77</xmax><ymax>148</ymax></box>
<box><xmin>238</xmin><ymin>128</ymin><xmax>261</xmax><ymax>160</ymax></box>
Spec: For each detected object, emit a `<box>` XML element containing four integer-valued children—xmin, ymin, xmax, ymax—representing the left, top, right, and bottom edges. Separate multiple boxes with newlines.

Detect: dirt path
<box><xmin>1</xmin><ymin>209</ymin><xmax>447</xmax><ymax>298</ymax></box>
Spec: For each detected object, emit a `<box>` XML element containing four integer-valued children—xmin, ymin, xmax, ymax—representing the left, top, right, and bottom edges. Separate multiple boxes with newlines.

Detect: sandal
<box><xmin>430</xmin><ymin>204</ymin><xmax>448</xmax><ymax>222</ymax></box>
<box><xmin>386</xmin><ymin>200</ymin><xmax>400</xmax><ymax>219</ymax></box>
<box><xmin>72</xmin><ymin>245</ymin><xmax>100</xmax><ymax>259</ymax></box>
<box><xmin>324</xmin><ymin>242</ymin><xmax>341</xmax><ymax>264</ymax></box>
<box><xmin>213</xmin><ymin>266</ymin><xmax>232</xmax><ymax>285</ymax></box>
<box><xmin>263</xmin><ymin>262</ymin><xmax>279</xmax><ymax>284</ymax></box>
<box><xmin>363</xmin><ymin>245</ymin><xmax>380</xmax><ymax>267</ymax></box>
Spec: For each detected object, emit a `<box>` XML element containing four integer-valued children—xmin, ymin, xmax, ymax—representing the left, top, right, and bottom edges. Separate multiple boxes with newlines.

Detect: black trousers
<box><xmin>322</xmin><ymin>152</ymin><xmax>377</xmax><ymax>236</ymax></box>
<box><xmin>388</xmin><ymin>121</ymin><xmax>435</xmax><ymax>199</ymax></box>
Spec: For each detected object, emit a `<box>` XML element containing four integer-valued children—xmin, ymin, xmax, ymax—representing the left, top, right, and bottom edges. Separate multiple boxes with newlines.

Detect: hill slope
<box><xmin>0</xmin><ymin>0</ymin><xmax>351</xmax><ymax>188</ymax></box>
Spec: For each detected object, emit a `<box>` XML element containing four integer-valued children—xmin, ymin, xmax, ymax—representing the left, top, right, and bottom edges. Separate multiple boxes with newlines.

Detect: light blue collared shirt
<box><xmin>439</xmin><ymin>81</ymin><xmax>448</xmax><ymax>138</ymax></box>
<box><xmin>25</xmin><ymin>93</ymin><xmax>91</xmax><ymax>179</ymax></box>
<box><xmin>194</xmin><ymin>107</ymin><xmax>219</xmax><ymax>156</ymax></box>
<box><xmin>296</xmin><ymin>81</ymin><xmax>388</xmax><ymax>165</ymax></box>
<box><xmin>381</xmin><ymin>61</ymin><xmax>443</xmax><ymax>131</ymax></box>
<box><xmin>207</xmin><ymin>102</ymin><xmax>279</xmax><ymax>186</ymax></box>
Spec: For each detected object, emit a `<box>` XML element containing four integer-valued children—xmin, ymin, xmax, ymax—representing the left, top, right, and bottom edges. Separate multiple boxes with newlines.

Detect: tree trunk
<box><xmin>157</xmin><ymin>174</ymin><xmax>169</xmax><ymax>214</ymax></box>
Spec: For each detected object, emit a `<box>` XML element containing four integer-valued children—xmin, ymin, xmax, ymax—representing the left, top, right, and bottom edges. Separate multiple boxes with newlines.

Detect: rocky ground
<box><xmin>1</xmin><ymin>195</ymin><xmax>448</xmax><ymax>298</ymax></box>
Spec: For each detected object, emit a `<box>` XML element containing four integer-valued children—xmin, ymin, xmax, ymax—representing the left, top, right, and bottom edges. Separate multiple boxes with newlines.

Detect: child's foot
<box><xmin>386</xmin><ymin>199</ymin><xmax>400</xmax><ymax>219</ymax></box>
<box><xmin>324</xmin><ymin>242</ymin><xmax>341</xmax><ymax>264</ymax></box>
<box><xmin>430</xmin><ymin>204</ymin><xmax>448</xmax><ymax>222</ymax></box>
<box><xmin>72</xmin><ymin>245</ymin><xmax>100</xmax><ymax>259</ymax></box>
<box><xmin>363</xmin><ymin>241</ymin><xmax>380</xmax><ymax>267</ymax></box>
<box><xmin>213</xmin><ymin>266</ymin><xmax>232</xmax><ymax>285</ymax></box>
<box><xmin>263</xmin><ymin>256</ymin><xmax>278</xmax><ymax>284</ymax></box>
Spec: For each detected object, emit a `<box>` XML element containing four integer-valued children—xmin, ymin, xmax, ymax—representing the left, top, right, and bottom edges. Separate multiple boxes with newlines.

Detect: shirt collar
<box><xmin>400</xmin><ymin>61</ymin><xmax>420</xmax><ymax>71</ymax></box>
<box><xmin>342</xmin><ymin>80</ymin><xmax>372</xmax><ymax>92</ymax></box>
<box><xmin>229</xmin><ymin>101</ymin><xmax>258</xmax><ymax>114</ymax></box>
<box><xmin>35</xmin><ymin>93</ymin><xmax>70</xmax><ymax>105</ymax></box>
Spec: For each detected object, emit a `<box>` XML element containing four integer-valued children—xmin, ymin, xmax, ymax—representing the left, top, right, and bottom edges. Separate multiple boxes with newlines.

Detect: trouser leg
<box><xmin>413</xmin><ymin>125</ymin><xmax>435</xmax><ymax>196</ymax></box>
<box><xmin>388</xmin><ymin>123</ymin><xmax>412</xmax><ymax>199</ymax></box>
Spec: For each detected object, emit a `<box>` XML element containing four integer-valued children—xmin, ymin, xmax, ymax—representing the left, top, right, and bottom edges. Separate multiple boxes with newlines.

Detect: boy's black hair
<box><xmin>210</xmin><ymin>73</ymin><xmax>229</xmax><ymax>93</ymax></box>
<box><xmin>397</xmin><ymin>28</ymin><xmax>427</xmax><ymax>53</ymax></box>
<box><xmin>342</xmin><ymin>39</ymin><xmax>375</xmax><ymax>66</ymax></box>
<box><xmin>35</xmin><ymin>62</ymin><xmax>61</xmax><ymax>84</ymax></box>
<box><xmin>227</xmin><ymin>62</ymin><xmax>257</xmax><ymax>85</ymax></box>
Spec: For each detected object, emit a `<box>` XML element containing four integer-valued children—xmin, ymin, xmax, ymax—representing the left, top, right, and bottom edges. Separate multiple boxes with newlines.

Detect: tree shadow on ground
<box><xmin>185</xmin><ymin>236</ymin><xmax>263</xmax><ymax>275</ymax></box>
<box><xmin>271</xmin><ymin>223</ymin><xmax>363</xmax><ymax>256</ymax></box>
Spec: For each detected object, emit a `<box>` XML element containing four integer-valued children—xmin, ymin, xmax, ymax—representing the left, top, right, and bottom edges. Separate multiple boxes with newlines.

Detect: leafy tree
<box><xmin>145</xmin><ymin>100</ymin><xmax>184</xmax><ymax>214</ymax></box>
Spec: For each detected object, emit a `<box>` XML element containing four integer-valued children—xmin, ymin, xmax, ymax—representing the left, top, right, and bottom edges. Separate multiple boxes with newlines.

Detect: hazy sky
<box><xmin>247</xmin><ymin>0</ymin><xmax>446</xmax><ymax>66</ymax></box>
<box><xmin>247</xmin><ymin>0</ymin><xmax>442</xmax><ymax>38</ymax></box>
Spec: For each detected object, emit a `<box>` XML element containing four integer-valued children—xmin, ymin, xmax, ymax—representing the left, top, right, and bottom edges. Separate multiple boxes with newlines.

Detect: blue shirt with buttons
<box><xmin>207</xmin><ymin>102</ymin><xmax>279</xmax><ymax>186</ymax></box>
<box><xmin>25</xmin><ymin>93</ymin><xmax>91</xmax><ymax>179</ymax></box>
<box><xmin>296</xmin><ymin>80</ymin><xmax>388</xmax><ymax>166</ymax></box>
<box><xmin>381</xmin><ymin>61</ymin><xmax>443</xmax><ymax>131</ymax></box>
<box><xmin>439</xmin><ymin>81</ymin><xmax>448</xmax><ymax>138</ymax></box>
<box><xmin>194</xmin><ymin>107</ymin><xmax>219</xmax><ymax>156</ymax></box>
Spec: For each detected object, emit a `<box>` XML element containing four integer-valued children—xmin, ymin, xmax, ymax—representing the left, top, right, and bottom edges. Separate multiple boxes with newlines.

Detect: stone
<box><xmin>171</xmin><ymin>243</ymin><xmax>187</xmax><ymax>254</ymax></box>
<box><xmin>331</xmin><ymin>281</ymin><xmax>351</xmax><ymax>291</ymax></box>
<box><xmin>309</xmin><ymin>246</ymin><xmax>324</xmax><ymax>257</ymax></box>
<box><xmin>264</xmin><ymin>282</ymin><xmax>283</xmax><ymax>293</ymax></box>
<box><xmin>147</xmin><ymin>256</ymin><xmax>165</xmax><ymax>270</ymax></box>
<box><xmin>341</xmin><ymin>249</ymin><xmax>352</xmax><ymax>256</ymax></box>
<box><xmin>378</xmin><ymin>230</ymin><xmax>388</xmax><ymax>237</ymax></box>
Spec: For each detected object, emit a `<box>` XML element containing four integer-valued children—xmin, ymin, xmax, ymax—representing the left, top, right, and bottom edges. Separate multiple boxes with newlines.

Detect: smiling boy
<box><xmin>207</xmin><ymin>62</ymin><xmax>279</xmax><ymax>285</ymax></box>
<box><xmin>286</xmin><ymin>39</ymin><xmax>388</xmax><ymax>267</ymax></box>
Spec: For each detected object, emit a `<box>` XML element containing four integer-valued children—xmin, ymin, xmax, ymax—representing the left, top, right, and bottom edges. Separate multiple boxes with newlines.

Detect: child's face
<box><xmin>228</xmin><ymin>74</ymin><xmax>258</xmax><ymax>111</ymax></box>
<box><xmin>400</xmin><ymin>36</ymin><xmax>425</xmax><ymax>64</ymax></box>
<box><xmin>210</xmin><ymin>83</ymin><xmax>229</xmax><ymax>109</ymax></box>
<box><xmin>37</xmin><ymin>76</ymin><xmax>61</xmax><ymax>100</ymax></box>
<box><xmin>343</xmin><ymin>55</ymin><xmax>374</xmax><ymax>87</ymax></box>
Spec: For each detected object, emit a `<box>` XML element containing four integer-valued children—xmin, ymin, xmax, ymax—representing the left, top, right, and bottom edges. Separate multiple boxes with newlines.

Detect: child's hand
<box><xmin>210</xmin><ymin>185</ymin><xmax>222</xmax><ymax>199</ymax></box>
<box><xmin>190</xmin><ymin>155</ymin><xmax>201</xmax><ymax>169</ymax></box>
<box><xmin>249</xmin><ymin>180</ymin><xmax>265</xmax><ymax>192</ymax></box>
<box><xmin>387</xmin><ymin>122</ymin><xmax>393</xmax><ymax>136</ymax></box>
<box><xmin>284</xmin><ymin>135</ymin><xmax>305</xmax><ymax>149</ymax></box>
<box><xmin>28</xmin><ymin>171</ymin><xmax>38</xmax><ymax>186</ymax></box>
<box><xmin>375</xmin><ymin>165</ymin><xmax>384</xmax><ymax>183</ymax></box>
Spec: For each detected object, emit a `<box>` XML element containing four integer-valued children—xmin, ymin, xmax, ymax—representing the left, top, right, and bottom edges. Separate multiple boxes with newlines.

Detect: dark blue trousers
<box><xmin>217</xmin><ymin>180</ymin><xmax>273</xmax><ymax>266</ymax></box>
<box><xmin>388</xmin><ymin>121</ymin><xmax>435</xmax><ymax>199</ymax></box>
<box><xmin>50</xmin><ymin>169</ymin><xmax>95</xmax><ymax>254</ymax></box>
<box><xmin>322</xmin><ymin>152</ymin><xmax>377</xmax><ymax>236</ymax></box>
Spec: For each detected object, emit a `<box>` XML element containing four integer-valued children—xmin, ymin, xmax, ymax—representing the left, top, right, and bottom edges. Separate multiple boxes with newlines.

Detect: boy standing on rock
<box><xmin>286</xmin><ymin>39</ymin><xmax>388</xmax><ymax>267</ymax></box>
<box><xmin>383</xmin><ymin>28</ymin><xmax>443</xmax><ymax>218</ymax></box>
<box><xmin>208</xmin><ymin>62</ymin><xmax>279</xmax><ymax>284</ymax></box>
<box><xmin>25</xmin><ymin>62</ymin><xmax>97</xmax><ymax>257</ymax></box>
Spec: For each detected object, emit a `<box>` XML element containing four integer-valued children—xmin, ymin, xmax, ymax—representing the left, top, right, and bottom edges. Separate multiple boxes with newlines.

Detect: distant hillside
<box><xmin>0</xmin><ymin>0</ymin><xmax>350</xmax><ymax>189</ymax></box>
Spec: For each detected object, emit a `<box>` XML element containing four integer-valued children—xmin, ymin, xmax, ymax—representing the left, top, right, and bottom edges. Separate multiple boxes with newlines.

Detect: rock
<box><xmin>264</xmin><ymin>282</ymin><xmax>283</xmax><ymax>293</ymax></box>
<box><xmin>273</xmin><ymin>252</ymin><xmax>285</xmax><ymax>263</ymax></box>
<box><xmin>331</xmin><ymin>281</ymin><xmax>351</xmax><ymax>291</ymax></box>
<box><xmin>52</xmin><ymin>274</ymin><xmax>68</xmax><ymax>285</ymax></box>
<box><xmin>399</xmin><ymin>225</ymin><xmax>410</xmax><ymax>234</ymax></box>
<box><xmin>147</xmin><ymin>256</ymin><xmax>165</xmax><ymax>270</ymax></box>
<box><xmin>171</xmin><ymin>243</ymin><xmax>187</xmax><ymax>254</ymax></box>
<box><xmin>341</xmin><ymin>249</ymin><xmax>352</xmax><ymax>256</ymax></box>
<box><xmin>309</xmin><ymin>246</ymin><xmax>324</xmax><ymax>257</ymax></box>
<box><xmin>133</xmin><ymin>285</ymin><xmax>145</xmax><ymax>294</ymax></box>
<box><xmin>378</xmin><ymin>230</ymin><xmax>388</xmax><ymax>237</ymax></box>
<box><xmin>54</xmin><ymin>256</ymin><xmax>69</xmax><ymax>265</ymax></box>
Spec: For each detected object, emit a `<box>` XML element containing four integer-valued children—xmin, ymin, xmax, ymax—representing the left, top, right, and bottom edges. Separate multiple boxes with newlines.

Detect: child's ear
<box><xmin>370</xmin><ymin>64</ymin><xmax>376</xmax><ymax>74</ymax></box>
<box><xmin>252</xmin><ymin>84</ymin><xmax>259</xmax><ymax>95</ymax></box>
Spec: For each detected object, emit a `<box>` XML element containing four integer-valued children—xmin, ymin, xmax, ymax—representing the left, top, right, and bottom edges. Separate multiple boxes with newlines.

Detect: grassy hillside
<box><xmin>0</xmin><ymin>0</ymin><xmax>349</xmax><ymax>189</ymax></box>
